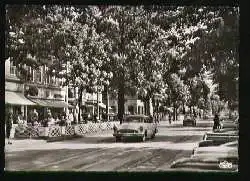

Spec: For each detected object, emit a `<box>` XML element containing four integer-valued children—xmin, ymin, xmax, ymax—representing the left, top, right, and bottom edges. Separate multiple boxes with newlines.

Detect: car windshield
<box><xmin>124</xmin><ymin>117</ymin><xmax>144</xmax><ymax>123</ymax></box>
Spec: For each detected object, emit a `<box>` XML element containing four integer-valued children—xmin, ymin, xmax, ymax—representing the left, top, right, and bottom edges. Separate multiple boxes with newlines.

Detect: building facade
<box><xmin>107</xmin><ymin>94</ymin><xmax>146</xmax><ymax>116</ymax></box>
<box><xmin>5</xmin><ymin>59</ymin><xmax>69</xmax><ymax>122</ymax></box>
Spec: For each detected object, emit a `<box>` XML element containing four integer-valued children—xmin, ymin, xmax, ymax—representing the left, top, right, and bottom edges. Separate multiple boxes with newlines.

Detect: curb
<box><xmin>46</xmin><ymin>135</ymin><xmax>83</xmax><ymax>142</ymax></box>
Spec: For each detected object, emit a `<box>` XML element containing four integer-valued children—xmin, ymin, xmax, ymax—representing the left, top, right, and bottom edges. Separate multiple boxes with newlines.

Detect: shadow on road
<box><xmin>63</xmin><ymin>134</ymin><xmax>202</xmax><ymax>144</ymax></box>
<box><xmin>149</xmin><ymin>135</ymin><xmax>202</xmax><ymax>143</ymax></box>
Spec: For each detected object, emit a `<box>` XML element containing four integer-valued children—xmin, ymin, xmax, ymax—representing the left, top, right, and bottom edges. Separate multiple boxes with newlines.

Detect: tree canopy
<box><xmin>6</xmin><ymin>5</ymin><xmax>239</xmax><ymax>118</ymax></box>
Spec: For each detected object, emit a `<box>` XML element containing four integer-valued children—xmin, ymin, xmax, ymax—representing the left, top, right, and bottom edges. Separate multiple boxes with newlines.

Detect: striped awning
<box><xmin>5</xmin><ymin>91</ymin><xmax>36</xmax><ymax>106</ymax></box>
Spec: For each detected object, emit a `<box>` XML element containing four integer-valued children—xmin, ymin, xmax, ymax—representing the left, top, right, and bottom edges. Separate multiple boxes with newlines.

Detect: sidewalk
<box><xmin>5</xmin><ymin>138</ymin><xmax>48</xmax><ymax>152</ymax></box>
<box><xmin>158</xmin><ymin>115</ymin><xmax>183</xmax><ymax>126</ymax></box>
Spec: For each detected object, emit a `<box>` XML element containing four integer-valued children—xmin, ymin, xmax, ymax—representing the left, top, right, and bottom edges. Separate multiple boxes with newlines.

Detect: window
<box><xmin>51</xmin><ymin>76</ymin><xmax>56</xmax><ymax>85</ymax></box>
<box><xmin>128</xmin><ymin>106</ymin><xmax>134</xmax><ymax>114</ymax></box>
<box><xmin>35</xmin><ymin>67</ymin><xmax>42</xmax><ymax>83</ymax></box>
<box><xmin>111</xmin><ymin>106</ymin><xmax>116</xmax><ymax>113</ymax></box>
<box><xmin>10</xmin><ymin>61</ymin><xmax>17</xmax><ymax>75</ymax></box>
<box><xmin>68</xmin><ymin>88</ymin><xmax>74</xmax><ymax>98</ymax></box>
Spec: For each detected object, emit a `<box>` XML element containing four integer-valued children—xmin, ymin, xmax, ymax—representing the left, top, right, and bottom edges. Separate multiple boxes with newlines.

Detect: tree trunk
<box><xmin>97</xmin><ymin>89</ymin><xmax>99</xmax><ymax>121</ymax></box>
<box><xmin>78</xmin><ymin>86</ymin><xmax>83</xmax><ymax>123</ymax></box>
<box><xmin>173</xmin><ymin>104</ymin><xmax>176</xmax><ymax>121</ymax></box>
<box><xmin>105</xmin><ymin>85</ymin><xmax>109</xmax><ymax>122</ymax></box>
<box><xmin>118</xmin><ymin>79</ymin><xmax>125</xmax><ymax>124</ymax></box>
<box><xmin>144</xmin><ymin>96</ymin><xmax>152</xmax><ymax>116</ymax></box>
<box><xmin>193</xmin><ymin>106</ymin><xmax>196</xmax><ymax>117</ymax></box>
<box><xmin>182</xmin><ymin>102</ymin><xmax>185</xmax><ymax>114</ymax></box>
<box><xmin>189</xmin><ymin>106</ymin><xmax>192</xmax><ymax>115</ymax></box>
<box><xmin>175</xmin><ymin>106</ymin><xmax>178</xmax><ymax>121</ymax></box>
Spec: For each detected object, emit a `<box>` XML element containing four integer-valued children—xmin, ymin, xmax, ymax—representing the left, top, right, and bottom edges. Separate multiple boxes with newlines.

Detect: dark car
<box><xmin>183</xmin><ymin>115</ymin><xmax>196</xmax><ymax>126</ymax></box>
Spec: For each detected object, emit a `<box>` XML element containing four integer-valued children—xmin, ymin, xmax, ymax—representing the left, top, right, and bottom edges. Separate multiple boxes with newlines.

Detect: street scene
<box><xmin>5</xmin><ymin>119</ymin><xmax>214</xmax><ymax>171</ymax></box>
<box><xmin>5</xmin><ymin>5</ymin><xmax>239</xmax><ymax>172</ymax></box>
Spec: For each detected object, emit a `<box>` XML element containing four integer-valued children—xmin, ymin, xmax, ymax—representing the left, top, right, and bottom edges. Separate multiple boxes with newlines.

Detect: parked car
<box><xmin>113</xmin><ymin>115</ymin><xmax>158</xmax><ymax>142</ymax></box>
<box><xmin>170</xmin><ymin>154</ymin><xmax>238</xmax><ymax>172</ymax></box>
<box><xmin>203</xmin><ymin>130</ymin><xmax>239</xmax><ymax>142</ymax></box>
<box><xmin>192</xmin><ymin>141</ymin><xmax>238</xmax><ymax>156</ymax></box>
<box><xmin>183</xmin><ymin>115</ymin><xmax>196</xmax><ymax>126</ymax></box>
<box><xmin>196</xmin><ymin>140</ymin><xmax>229</xmax><ymax>148</ymax></box>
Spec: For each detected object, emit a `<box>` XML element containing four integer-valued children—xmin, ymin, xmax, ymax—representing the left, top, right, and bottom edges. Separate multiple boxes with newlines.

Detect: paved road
<box><xmin>5</xmin><ymin>119</ymin><xmax>213</xmax><ymax>171</ymax></box>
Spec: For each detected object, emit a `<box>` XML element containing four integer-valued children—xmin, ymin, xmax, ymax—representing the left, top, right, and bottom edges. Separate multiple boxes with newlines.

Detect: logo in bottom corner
<box><xmin>219</xmin><ymin>160</ymin><xmax>233</xmax><ymax>169</ymax></box>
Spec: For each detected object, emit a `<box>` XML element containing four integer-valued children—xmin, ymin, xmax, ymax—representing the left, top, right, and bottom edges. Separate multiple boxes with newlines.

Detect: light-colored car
<box><xmin>171</xmin><ymin>141</ymin><xmax>238</xmax><ymax>172</ymax></box>
<box><xmin>221</xmin><ymin>116</ymin><xmax>239</xmax><ymax>130</ymax></box>
<box><xmin>183</xmin><ymin>115</ymin><xmax>196</xmax><ymax>126</ymax></box>
<box><xmin>203</xmin><ymin>130</ymin><xmax>239</xmax><ymax>142</ymax></box>
<box><xmin>196</xmin><ymin>140</ymin><xmax>228</xmax><ymax>148</ymax></box>
<box><xmin>192</xmin><ymin>141</ymin><xmax>238</xmax><ymax>156</ymax></box>
<box><xmin>113</xmin><ymin>115</ymin><xmax>158</xmax><ymax>142</ymax></box>
<box><xmin>170</xmin><ymin>154</ymin><xmax>238</xmax><ymax>172</ymax></box>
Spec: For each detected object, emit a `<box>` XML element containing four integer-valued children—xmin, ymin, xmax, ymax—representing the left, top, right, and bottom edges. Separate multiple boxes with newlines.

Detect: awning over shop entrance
<box><xmin>5</xmin><ymin>91</ymin><xmax>36</xmax><ymax>106</ymax></box>
<box><xmin>29</xmin><ymin>98</ymin><xmax>69</xmax><ymax>108</ymax></box>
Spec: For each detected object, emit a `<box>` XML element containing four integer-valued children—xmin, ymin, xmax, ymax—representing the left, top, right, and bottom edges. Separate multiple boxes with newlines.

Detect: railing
<box><xmin>12</xmin><ymin>121</ymin><xmax>120</xmax><ymax>139</ymax></box>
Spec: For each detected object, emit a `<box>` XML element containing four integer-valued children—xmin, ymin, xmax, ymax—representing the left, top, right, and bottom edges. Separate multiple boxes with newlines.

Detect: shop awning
<box><xmin>5</xmin><ymin>91</ymin><xmax>36</xmax><ymax>106</ymax></box>
<box><xmin>29</xmin><ymin>98</ymin><xmax>69</xmax><ymax>108</ymax></box>
<box><xmin>29</xmin><ymin>99</ymin><xmax>48</xmax><ymax>107</ymax></box>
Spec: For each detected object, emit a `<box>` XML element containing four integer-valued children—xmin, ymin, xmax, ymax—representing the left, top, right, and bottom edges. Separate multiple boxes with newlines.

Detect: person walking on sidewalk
<box><xmin>6</xmin><ymin>110</ymin><xmax>13</xmax><ymax>144</ymax></box>
<box><xmin>213</xmin><ymin>113</ymin><xmax>220</xmax><ymax>131</ymax></box>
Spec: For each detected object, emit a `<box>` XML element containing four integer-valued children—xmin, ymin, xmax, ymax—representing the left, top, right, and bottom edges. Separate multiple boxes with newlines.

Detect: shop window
<box><xmin>128</xmin><ymin>105</ymin><xmax>134</xmax><ymax>114</ymax></box>
<box><xmin>27</xmin><ymin>86</ymin><xmax>39</xmax><ymax>96</ymax></box>
<box><xmin>111</xmin><ymin>106</ymin><xmax>116</xmax><ymax>113</ymax></box>
<box><xmin>35</xmin><ymin>68</ymin><xmax>42</xmax><ymax>83</ymax></box>
<box><xmin>45</xmin><ymin>90</ymin><xmax>50</xmax><ymax>98</ymax></box>
<box><xmin>10</xmin><ymin>61</ymin><xmax>17</xmax><ymax>76</ymax></box>
<box><xmin>54</xmin><ymin>94</ymin><xmax>63</xmax><ymax>99</ymax></box>
<box><xmin>68</xmin><ymin>89</ymin><xmax>74</xmax><ymax>98</ymax></box>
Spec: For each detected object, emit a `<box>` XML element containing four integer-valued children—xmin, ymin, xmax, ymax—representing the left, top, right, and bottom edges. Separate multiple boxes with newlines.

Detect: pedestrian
<box><xmin>213</xmin><ymin>113</ymin><xmax>220</xmax><ymax>130</ymax></box>
<box><xmin>168</xmin><ymin>113</ymin><xmax>172</xmax><ymax>124</ymax></box>
<box><xmin>47</xmin><ymin>113</ymin><xmax>55</xmax><ymax>127</ymax></box>
<box><xmin>59</xmin><ymin>115</ymin><xmax>66</xmax><ymax>126</ymax></box>
<box><xmin>32</xmin><ymin>109</ymin><xmax>39</xmax><ymax>126</ymax></box>
<box><xmin>6</xmin><ymin>110</ymin><xmax>13</xmax><ymax>144</ymax></box>
<box><xmin>17</xmin><ymin>112</ymin><xmax>24</xmax><ymax>125</ymax></box>
<box><xmin>68</xmin><ymin>110</ymin><xmax>74</xmax><ymax>125</ymax></box>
